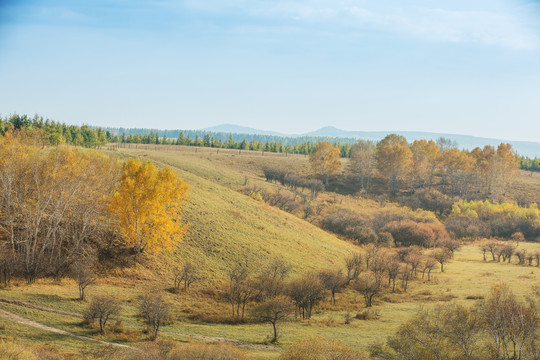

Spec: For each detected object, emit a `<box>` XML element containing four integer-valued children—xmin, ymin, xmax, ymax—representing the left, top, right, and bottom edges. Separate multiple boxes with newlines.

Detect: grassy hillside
<box><xmin>111</xmin><ymin>148</ymin><xmax>359</xmax><ymax>285</ymax></box>
<box><xmin>1</xmin><ymin>145</ymin><xmax>540</xmax><ymax>359</ymax></box>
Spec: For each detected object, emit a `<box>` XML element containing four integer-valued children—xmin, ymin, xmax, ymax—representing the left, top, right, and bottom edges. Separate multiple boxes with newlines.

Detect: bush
<box><xmin>279</xmin><ymin>336</ymin><xmax>365</xmax><ymax>360</ymax></box>
<box><xmin>445</xmin><ymin>215</ymin><xmax>490</xmax><ymax>239</ymax></box>
<box><xmin>401</xmin><ymin>189</ymin><xmax>456</xmax><ymax>216</ymax></box>
<box><xmin>369</xmin><ymin>207</ymin><xmax>438</xmax><ymax>232</ymax></box>
<box><xmin>383</xmin><ymin>220</ymin><xmax>447</xmax><ymax>247</ymax></box>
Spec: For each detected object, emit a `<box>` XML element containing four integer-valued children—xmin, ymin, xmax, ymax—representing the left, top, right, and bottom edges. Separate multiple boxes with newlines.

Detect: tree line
<box><xmin>521</xmin><ymin>157</ymin><xmax>540</xmax><ymax>172</ymax></box>
<box><xmin>309</xmin><ymin>136</ymin><xmax>521</xmax><ymax>199</ymax></box>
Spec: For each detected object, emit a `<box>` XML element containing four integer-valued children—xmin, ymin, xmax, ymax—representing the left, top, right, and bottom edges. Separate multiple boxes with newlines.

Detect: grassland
<box><xmin>1</xmin><ymin>145</ymin><xmax>540</xmax><ymax>358</ymax></box>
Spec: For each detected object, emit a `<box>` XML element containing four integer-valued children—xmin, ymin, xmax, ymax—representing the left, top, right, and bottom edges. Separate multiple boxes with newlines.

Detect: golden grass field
<box><xmin>1</xmin><ymin>145</ymin><xmax>539</xmax><ymax>358</ymax></box>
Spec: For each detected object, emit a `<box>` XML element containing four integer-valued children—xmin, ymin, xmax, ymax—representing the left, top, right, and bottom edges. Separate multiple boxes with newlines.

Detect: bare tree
<box><xmin>222</xmin><ymin>265</ymin><xmax>254</xmax><ymax>318</ymax></box>
<box><xmin>345</xmin><ymin>253</ymin><xmax>363</xmax><ymax>284</ymax></box>
<box><xmin>406</xmin><ymin>252</ymin><xmax>422</xmax><ymax>278</ymax></box>
<box><xmin>252</xmin><ymin>296</ymin><xmax>294</xmax><ymax>343</ymax></box>
<box><xmin>400</xmin><ymin>264</ymin><xmax>412</xmax><ymax>292</ymax></box>
<box><xmin>71</xmin><ymin>261</ymin><xmax>95</xmax><ymax>301</ymax></box>
<box><xmin>253</xmin><ymin>258</ymin><xmax>292</xmax><ymax>300</ymax></box>
<box><xmin>353</xmin><ymin>271</ymin><xmax>384</xmax><ymax>307</ymax></box>
<box><xmin>436</xmin><ymin>239</ymin><xmax>460</xmax><ymax>257</ymax></box>
<box><xmin>421</xmin><ymin>257</ymin><xmax>437</xmax><ymax>281</ymax></box>
<box><xmin>173</xmin><ymin>262</ymin><xmax>200</xmax><ymax>292</ymax></box>
<box><xmin>318</xmin><ymin>269</ymin><xmax>345</xmax><ymax>304</ymax></box>
<box><xmin>85</xmin><ymin>296</ymin><xmax>121</xmax><ymax>334</ymax></box>
<box><xmin>432</xmin><ymin>249</ymin><xmax>451</xmax><ymax>272</ymax></box>
<box><xmin>139</xmin><ymin>293</ymin><xmax>170</xmax><ymax>340</ymax></box>
<box><xmin>288</xmin><ymin>274</ymin><xmax>326</xmax><ymax>319</ymax></box>
<box><xmin>516</xmin><ymin>249</ymin><xmax>527</xmax><ymax>265</ymax></box>
<box><xmin>500</xmin><ymin>245</ymin><xmax>515</xmax><ymax>263</ymax></box>
<box><xmin>386</xmin><ymin>260</ymin><xmax>401</xmax><ymax>293</ymax></box>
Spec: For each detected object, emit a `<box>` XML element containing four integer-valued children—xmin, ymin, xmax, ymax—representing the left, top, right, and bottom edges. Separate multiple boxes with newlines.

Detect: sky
<box><xmin>0</xmin><ymin>0</ymin><xmax>539</xmax><ymax>141</ymax></box>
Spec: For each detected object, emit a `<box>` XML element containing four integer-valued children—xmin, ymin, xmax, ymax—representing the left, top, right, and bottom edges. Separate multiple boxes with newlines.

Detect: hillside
<box><xmin>1</xmin><ymin>144</ymin><xmax>540</xmax><ymax>359</ymax></box>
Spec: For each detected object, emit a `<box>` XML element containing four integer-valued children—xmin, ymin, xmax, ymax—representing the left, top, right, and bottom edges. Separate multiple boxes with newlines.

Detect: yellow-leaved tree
<box><xmin>309</xmin><ymin>141</ymin><xmax>341</xmax><ymax>185</ymax></box>
<box><xmin>109</xmin><ymin>159</ymin><xmax>189</xmax><ymax>254</ymax></box>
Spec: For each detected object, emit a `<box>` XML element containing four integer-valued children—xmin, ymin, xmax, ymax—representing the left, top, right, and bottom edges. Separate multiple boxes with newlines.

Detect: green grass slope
<box><xmin>115</xmin><ymin>149</ymin><xmax>358</xmax><ymax>284</ymax></box>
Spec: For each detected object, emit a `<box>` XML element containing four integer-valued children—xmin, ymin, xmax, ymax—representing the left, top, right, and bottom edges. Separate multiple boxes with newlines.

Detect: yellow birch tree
<box><xmin>108</xmin><ymin>159</ymin><xmax>189</xmax><ymax>254</ymax></box>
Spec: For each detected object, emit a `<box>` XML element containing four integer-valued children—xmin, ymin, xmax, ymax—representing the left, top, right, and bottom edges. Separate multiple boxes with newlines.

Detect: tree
<box><xmin>353</xmin><ymin>271</ymin><xmax>383</xmax><ymax>307</ymax></box>
<box><xmin>410</xmin><ymin>140</ymin><xmax>441</xmax><ymax>191</ymax></box>
<box><xmin>441</xmin><ymin>148</ymin><xmax>473</xmax><ymax>197</ymax></box>
<box><xmin>0</xmin><ymin>132</ymin><xmax>118</xmax><ymax>283</ymax></box>
<box><xmin>252</xmin><ymin>296</ymin><xmax>294</xmax><ymax>343</ymax></box>
<box><xmin>288</xmin><ymin>274</ymin><xmax>326</xmax><ymax>319</ymax></box>
<box><xmin>222</xmin><ymin>265</ymin><xmax>255</xmax><ymax>319</ymax></box>
<box><xmin>309</xmin><ymin>142</ymin><xmax>341</xmax><ymax>185</ymax></box>
<box><xmin>254</xmin><ymin>258</ymin><xmax>291</xmax><ymax>300</ymax></box>
<box><xmin>421</xmin><ymin>257</ymin><xmax>437</xmax><ymax>281</ymax></box>
<box><xmin>108</xmin><ymin>159</ymin><xmax>189</xmax><ymax>254</ymax></box>
<box><xmin>350</xmin><ymin>140</ymin><xmax>376</xmax><ymax>191</ymax></box>
<box><xmin>432</xmin><ymin>249</ymin><xmax>451</xmax><ymax>272</ymax></box>
<box><xmin>318</xmin><ymin>269</ymin><xmax>345</xmax><ymax>304</ymax></box>
<box><xmin>375</xmin><ymin>134</ymin><xmax>412</xmax><ymax>196</ymax></box>
<box><xmin>386</xmin><ymin>260</ymin><xmax>401</xmax><ymax>293</ymax></box>
<box><xmin>139</xmin><ymin>293</ymin><xmax>170</xmax><ymax>340</ymax></box>
<box><xmin>85</xmin><ymin>296</ymin><xmax>121</xmax><ymax>334</ymax></box>
<box><xmin>71</xmin><ymin>261</ymin><xmax>94</xmax><ymax>301</ymax></box>
<box><xmin>345</xmin><ymin>253</ymin><xmax>363</xmax><ymax>284</ymax></box>
<box><xmin>173</xmin><ymin>262</ymin><xmax>200</xmax><ymax>292</ymax></box>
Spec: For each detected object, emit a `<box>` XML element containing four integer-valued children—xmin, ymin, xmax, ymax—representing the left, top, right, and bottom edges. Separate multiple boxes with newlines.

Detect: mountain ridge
<box><xmin>201</xmin><ymin>124</ymin><xmax>540</xmax><ymax>157</ymax></box>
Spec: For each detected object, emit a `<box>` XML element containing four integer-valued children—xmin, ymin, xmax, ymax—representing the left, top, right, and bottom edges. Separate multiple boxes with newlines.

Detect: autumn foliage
<box><xmin>109</xmin><ymin>159</ymin><xmax>189</xmax><ymax>254</ymax></box>
<box><xmin>309</xmin><ymin>141</ymin><xmax>341</xmax><ymax>184</ymax></box>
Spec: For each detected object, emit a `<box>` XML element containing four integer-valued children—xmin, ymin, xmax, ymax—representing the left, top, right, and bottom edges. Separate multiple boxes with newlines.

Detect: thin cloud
<box><xmin>178</xmin><ymin>0</ymin><xmax>540</xmax><ymax>49</ymax></box>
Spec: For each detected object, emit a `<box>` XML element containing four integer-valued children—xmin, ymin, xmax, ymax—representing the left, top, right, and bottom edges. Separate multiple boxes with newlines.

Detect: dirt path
<box><xmin>0</xmin><ymin>308</ymin><xmax>133</xmax><ymax>348</ymax></box>
<box><xmin>0</xmin><ymin>298</ymin><xmax>82</xmax><ymax>318</ymax></box>
<box><xmin>162</xmin><ymin>330</ymin><xmax>280</xmax><ymax>351</ymax></box>
<box><xmin>0</xmin><ymin>298</ymin><xmax>279</xmax><ymax>351</ymax></box>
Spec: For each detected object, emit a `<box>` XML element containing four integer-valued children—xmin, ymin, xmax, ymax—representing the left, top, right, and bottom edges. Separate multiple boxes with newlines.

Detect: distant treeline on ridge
<box><xmin>1</xmin><ymin>113</ymin><xmax>538</xmax><ymax>172</ymax></box>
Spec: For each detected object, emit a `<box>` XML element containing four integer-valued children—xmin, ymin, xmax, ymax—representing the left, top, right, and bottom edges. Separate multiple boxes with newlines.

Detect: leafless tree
<box><xmin>318</xmin><ymin>269</ymin><xmax>345</xmax><ymax>304</ymax></box>
<box><xmin>386</xmin><ymin>260</ymin><xmax>401</xmax><ymax>293</ymax></box>
<box><xmin>288</xmin><ymin>274</ymin><xmax>326</xmax><ymax>319</ymax></box>
<box><xmin>85</xmin><ymin>296</ymin><xmax>121</xmax><ymax>334</ymax></box>
<box><xmin>400</xmin><ymin>264</ymin><xmax>412</xmax><ymax>292</ymax></box>
<box><xmin>253</xmin><ymin>258</ymin><xmax>292</xmax><ymax>300</ymax></box>
<box><xmin>71</xmin><ymin>261</ymin><xmax>95</xmax><ymax>301</ymax></box>
<box><xmin>406</xmin><ymin>252</ymin><xmax>422</xmax><ymax>278</ymax></box>
<box><xmin>251</xmin><ymin>296</ymin><xmax>294</xmax><ymax>343</ymax></box>
<box><xmin>516</xmin><ymin>249</ymin><xmax>527</xmax><ymax>265</ymax></box>
<box><xmin>345</xmin><ymin>253</ymin><xmax>363</xmax><ymax>284</ymax></box>
<box><xmin>353</xmin><ymin>271</ymin><xmax>384</xmax><ymax>307</ymax></box>
<box><xmin>433</xmin><ymin>248</ymin><xmax>451</xmax><ymax>272</ymax></box>
<box><xmin>173</xmin><ymin>262</ymin><xmax>200</xmax><ymax>292</ymax></box>
<box><xmin>139</xmin><ymin>293</ymin><xmax>170</xmax><ymax>340</ymax></box>
<box><xmin>421</xmin><ymin>257</ymin><xmax>437</xmax><ymax>281</ymax></box>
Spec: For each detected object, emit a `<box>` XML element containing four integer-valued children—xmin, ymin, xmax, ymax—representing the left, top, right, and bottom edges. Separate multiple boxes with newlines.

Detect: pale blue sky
<box><xmin>0</xmin><ymin>0</ymin><xmax>539</xmax><ymax>141</ymax></box>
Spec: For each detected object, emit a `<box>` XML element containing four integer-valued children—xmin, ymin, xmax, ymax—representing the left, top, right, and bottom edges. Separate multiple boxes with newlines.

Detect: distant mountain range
<box><xmin>203</xmin><ymin>124</ymin><xmax>540</xmax><ymax>157</ymax></box>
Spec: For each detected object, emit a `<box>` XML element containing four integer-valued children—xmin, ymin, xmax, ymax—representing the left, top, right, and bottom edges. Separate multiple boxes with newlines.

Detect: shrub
<box><xmin>445</xmin><ymin>215</ymin><xmax>490</xmax><ymax>239</ymax></box>
<box><xmin>383</xmin><ymin>220</ymin><xmax>445</xmax><ymax>247</ymax></box>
